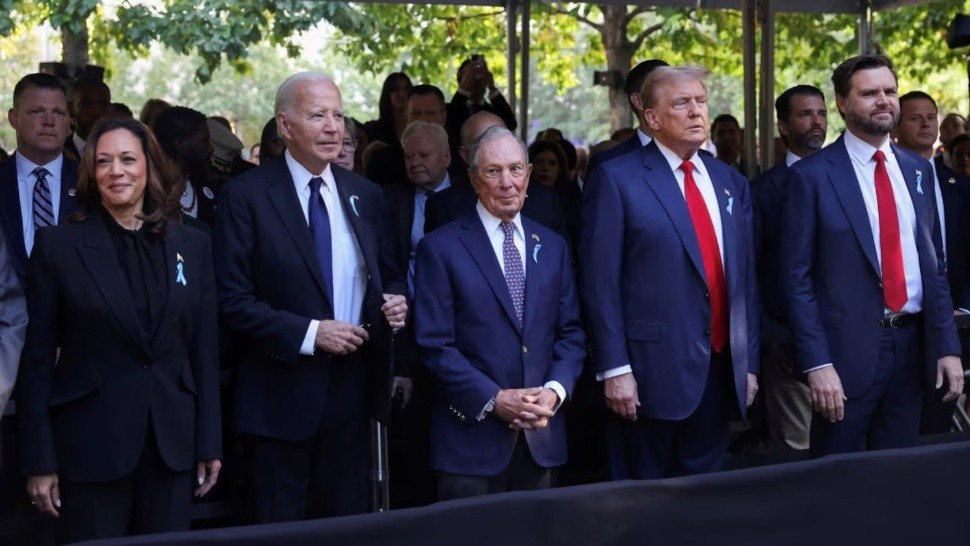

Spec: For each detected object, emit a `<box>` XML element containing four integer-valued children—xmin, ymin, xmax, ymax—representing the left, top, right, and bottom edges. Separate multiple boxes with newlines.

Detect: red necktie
<box><xmin>681</xmin><ymin>160</ymin><xmax>728</xmax><ymax>352</ymax></box>
<box><xmin>872</xmin><ymin>150</ymin><xmax>907</xmax><ymax>313</ymax></box>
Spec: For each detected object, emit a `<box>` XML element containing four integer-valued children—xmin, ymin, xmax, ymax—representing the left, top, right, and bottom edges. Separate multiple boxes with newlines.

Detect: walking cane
<box><xmin>370</xmin><ymin>330</ymin><xmax>394</xmax><ymax>512</ymax></box>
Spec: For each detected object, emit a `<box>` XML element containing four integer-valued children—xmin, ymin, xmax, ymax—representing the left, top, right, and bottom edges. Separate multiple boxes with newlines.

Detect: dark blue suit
<box><xmin>780</xmin><ymin>136</ymin><xmax>960</xmax><ymax>455</ymax></box>
<box><xmin>580</xmin><ymin>141</ymin><xmax>759</xmax><ymax>478</ymax></box>
<box><xmin>0</xmin><ymin>153</ymin><xmax>79</xmax><ymax>281</ymax></box>
<box><xmin>413</xmin><ymin>214</ymin><xmax>585</xmax><ymax>478</ymax></box>
<box><xmin>586</xmin><ymin>135</ymin><xmax>640</xmax><ymax>173</ymax></box>
<box><xmin>215</xmin><ymin>157</ymin><xmax>391</xmax><ymax>520</ymax></box>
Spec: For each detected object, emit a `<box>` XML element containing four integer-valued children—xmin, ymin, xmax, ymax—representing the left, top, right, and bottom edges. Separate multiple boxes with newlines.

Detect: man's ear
<box><xmin>644</xmin><ymin>109</ymin><xmax>661</xmax><ymax>132</ymax></box>
<box><xmin>630</xmin><ymin>93</ymin><xmax>644</xmax><ymax>115</ymax></box>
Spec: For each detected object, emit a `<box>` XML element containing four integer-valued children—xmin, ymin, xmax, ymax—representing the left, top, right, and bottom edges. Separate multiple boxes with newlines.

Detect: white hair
<box><xmin>275</xmin><ymin>72</ymin><xmax>336</xmax><ymax>114</ymax></box>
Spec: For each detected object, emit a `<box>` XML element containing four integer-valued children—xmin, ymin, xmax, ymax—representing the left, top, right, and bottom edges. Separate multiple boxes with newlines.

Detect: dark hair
<box><xmin>948</xmin><ymin>133</ymin><xmax>970</xmax><ymax>158</ymax></box>
<box><xmin>407</xmin><ymin>84</ymin><xmax>446</xmax><ymax>106</ymax></box>
<box><xmin>898</xmin><ymin>90</ymin><xmax>937</xmax><ymax>111</ymax></box>
<box><xmin>73</xmin><ymin>118</ymin><xmax>181</xmax><ymax>237</ymax></box>
<box><xmin>108</xmin><ymin>102</ymin><xmax>133</xmax><ymax>118</ymax></box>
<box><xmin>12</xmin><ymin>73</ymin><xmax>67</xmax><ymax>109</ymax></box>
<box><xmin>152</xmin><ymin>106</ymin><xmax>208</xmax><ymax>160</ymax></box>
<box><xmin>527</xmin><ymin>140</ymin><xmax>569</xmax><ymax>189</ymax></box>
<box><xmin>139</xmin><ymin>98</ymin><xmax>171</xmax><ymax>126</ymax></box>
<box><xmin>378</xmin><ymin>72</ymin><xmax>412</xmax><ymax>126</ymax></box>
<box><xmin>260</xmin><ymin>117</ymin><xmax>285</xmax><ymax>162</ymax></box>
<box><xmin>831</xmin><ymin>55</ymin><xmax>897</xmax><ymax>98</ymax></box>
<box><xmin>775</xmin><ymin>85</ymin><xmax>825</xmax><ymax>122</ymax></box>
<box><xmin>68</xmin><ymin>77</ymin><xmax>110</xmax><ymax>103</ymax></box>
<box><xmin>711</xmin><ymin>114</ymin><xmax>740</xmax><ymax>134</ymax></box>
<box><xmin>558</xmin><ymin>138</ymin><xmax>577</xmax><ymax>171</ymax></box>
<box><xmin>625</xmin><ymin>59</ymin><xmax>668</xmax><ymax>110</ymax></box>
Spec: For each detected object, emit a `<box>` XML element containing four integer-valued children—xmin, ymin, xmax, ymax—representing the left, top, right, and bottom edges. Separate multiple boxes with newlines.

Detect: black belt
<box><xmin>877</xmin><ymin>312</ymin><xmax>921</xmax><ymax>329</ymax></box>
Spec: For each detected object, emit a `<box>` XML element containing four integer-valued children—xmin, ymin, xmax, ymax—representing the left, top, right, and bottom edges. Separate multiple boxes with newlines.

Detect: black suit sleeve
<box><xmin>191</xmin><ymin>235</ymin><xmax>222</xmax><ymax>461</ymax></box>
<box><xmin>487</xmin><ymin>92</ymin><xmax>517</xmax><ymax>131</ymax></box>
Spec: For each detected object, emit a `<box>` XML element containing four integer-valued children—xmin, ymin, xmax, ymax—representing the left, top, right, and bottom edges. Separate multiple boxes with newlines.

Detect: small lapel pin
<box><xmin>176</xmin><ymin>253</ymin><xmax>184</xmax><ymax>263</ymax></box>
<box><xmin>726</xmin><ymin>196</ymin><xmax>734</xmax><ymax>215</ymax></box>
<box><xmin>915</xmin><ymin>170</ymin><xmax>923</xmax><ymax>194</ymax></box>
<box><xmin>724</xmin><ymin>188</ymin><xmax>731</xmax><ymax>196</ymax></box>
<box><xmin>532</xmin><ymin>244</ymin><xmax>542</xmax><ymax>264</ymax></box>
<box><xmin>202</xmin><ymin>186</ymin><xmax>215</xmax><ymax>200</ymax></box>
<box><xmin>531</xmin><ymin>233</ymin><xmax>540</xmax><ymax>242</ymax></box>
<box><xmin>949</xmin><ymin>177</ymin><xmax>957</xmax><ymax>185</ymax></box>
<box><xmin>349</xmin><ymin>195</ymin><xmax>360</xmax><ymax>217</ymax></box>
<box><xmin>68</xmin><ymin>188</ymin><xmax>76</xmax><ymax>197</ymax></box>
<box><xmin>175</xmin><ymin>262</ymin><xmax>187</xmax><ymax>286</ymax></box>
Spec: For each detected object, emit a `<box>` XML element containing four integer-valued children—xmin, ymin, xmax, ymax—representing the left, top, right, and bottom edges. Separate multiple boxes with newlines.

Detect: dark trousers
<box><xmin>388</xmin><ymin>368</ymin><xmax>436</xmax><ymax>509</ymax></box>
<box><xmin>244</xmin><ymin>356</ymin><xmax>371</xmax><ymax>523</ymax></box>
<box><xmin>57</xmin><ymin>424</ymin><xmax>192</xmax><ymax>545</ymax></box>
<box><xmin>437</xmin><ymin>438</ymin><xmax>552</xmax><ymax>501</ymax></box>
<box><xmin>606</xmin><ymin>350</ymin><xmax>734</xmax><ymax>480</ymax></box>
<box><xmin>810</xmin><ymin>324</ymin><xmax>923</xmax><ymax>458</ymax></box>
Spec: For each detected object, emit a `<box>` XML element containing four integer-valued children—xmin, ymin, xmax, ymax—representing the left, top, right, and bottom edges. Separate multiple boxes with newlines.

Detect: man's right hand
<box><xmin>314</xmin><ymin>320</ymin><xmax>369</xmax><ymax>355</ymax></box>
<box><xmin>604</xmin><ymin>373</ymin><xmax>640</xmax><ymax>421</ymax></box>
<box><xmin>27</xmin><ymin>473</ymin><xmax>60</xmax><ymax>518</ymax></box>
<box><xmin>807</xmin><ymin>366</ymin><xmax>846</xmax><ymax>423</ymax></box>
<box><xmin>458</xmin><ymin>60</ymin><xmax>485</xmax><ymax>95</ymax></box>
<box><xmin>493</xmin><ymin>387</ymin><xmax>554</xmax><ymax>429</ymax></box>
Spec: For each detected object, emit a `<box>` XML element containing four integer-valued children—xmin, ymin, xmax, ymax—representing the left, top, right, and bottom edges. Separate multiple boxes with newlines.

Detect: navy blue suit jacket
<box><xmin>780</xmin><ymin>136</ymin><xmax>960</xmax><ymax>397</ymax></box>
<box><xmin>414</xmin><ymin>214</ymin><xmax>585</xmax><ymax>476</ymax></box>
<box><xmin>750</xmin><ymin>161</ymin><xmax>791</xmax><ymax>343</ymax></box>
<box><xmin>17</xmin><ymin>216</ymin><xmax>221</xmax><ymax>481</ymax></box>
<box><xmin>587</xmin><ymin>135</ymin><xmax>640</xmax><ymax>174</ymax></box>
<box><xmin>580</xmin><ymin>141</ymin><xmax>759</xmax><ymax>421</ymax></box>
<box><xmin>0</xmin><ymin>153</ymin><xmax>79</xmax><ymax>281</ymax></box>
<box><xmin>932</xmin><ymin>157</ymin><xmax>970</xmax><ymax>310</ymax></box>
<box><xmin>215</xmin><ymin>158</ymin><xmax>392</xmax><ymax>439</ymax></box>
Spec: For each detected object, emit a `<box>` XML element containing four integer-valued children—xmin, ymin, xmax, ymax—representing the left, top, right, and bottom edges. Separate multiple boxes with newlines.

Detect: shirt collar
<box><xmin>417</xmin><ymin>172</ymin><xmax>452</xmax><ymax>197</ymax></box>
<box><xmin>636</xmin><ymin>129</ymin><xmax>652</xmax><ymax>147</ymax></box>
<box><xmin>285</xmin><ymin>150</ymin><xmax>335</xmax><ymax>192</ymax></box>
<box><xmin>476</xmin><ymin>200</ymin><xmax>523</xmax><ymax>239</ymax></box>
<box><xmin>15</xmin><ymin>152</ymin><xmax>63</xmax><ymax>182</ymax></box>
<box><xmin>785</xmin><ymin>150</ymin><xmax>802</xmax><ymax>167</ymax></box>
<box><xmin>654</xmin><ymin>139</ymin><xmax>710</xmax><ymax>181</ymax></box>
<box><xmin>843</xmin><ymin>129</ymin><xmax>893</xmax><ymax>168</ymax></box>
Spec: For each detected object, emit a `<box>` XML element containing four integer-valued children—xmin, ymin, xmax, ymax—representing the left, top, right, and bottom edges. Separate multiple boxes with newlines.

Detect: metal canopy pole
<box><xmin>759</xmin><ymin>0</ymin><xmax>776</xmax><ymax>171</ymax></box>
<box><xmin>859</xmin><ymin>0</ymin><xmax>872</xmax><ymax>54</ymax></box>
<box><xmin>506</xmin><ymin>0</ymin><xmax>518</xmax><ymax>112</ymax></box>
<box><xmin>519</xmin><ymin>0</ymin><xmax>531</xmax><ymax>141</ymax></box>
<box><xmin>742</xmin><ymin>0</ymin><xmax>758</xmax><ymax>179</ymax></box>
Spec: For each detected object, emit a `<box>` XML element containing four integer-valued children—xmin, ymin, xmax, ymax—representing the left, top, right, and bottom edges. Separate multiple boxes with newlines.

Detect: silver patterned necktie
<box><xmin>501</xmin><ymin>221</ymin><xmax>525</xmax><ymax>326</ymax></box>
<box><xmin>32</xmin><ymin>167</ymin><xmax>55</xmax><ymax>228</ymax></box>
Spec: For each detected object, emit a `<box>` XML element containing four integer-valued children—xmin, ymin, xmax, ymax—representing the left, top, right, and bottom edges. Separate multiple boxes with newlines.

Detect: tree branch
<box><xmin>623</xmin><ymin>6</ymin><xmax>650</xmax><ymax>26</ymax></box>
<box><xmin>550</xmin><ymin>6</ymin><xmax>601</xmax><ymax>32</ymax></box>
<box><xmin>631</xmin><ymin>21</ymin><xmax>665</xmax><ymax>52</ymax></box>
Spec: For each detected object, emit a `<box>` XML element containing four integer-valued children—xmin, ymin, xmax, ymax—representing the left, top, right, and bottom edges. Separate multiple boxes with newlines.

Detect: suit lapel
<box><xmin>76</xmin><ymin>217</ymin><xmax>150</xmax><ymax>352</ymax></box>
<box><xmin>458</xmin><ymin>215</ymin><xmax>521</xmax><ymax>331</ymax></box>
<box><xmin>0</xmin><ymin>158</ymin><xmax>27</xmax><ymax>267</ymax></box>
<box><xmin>892</xmin><ymin>144</ymin><xmax>930</xmax><ymax>229</ymax></box>
<box><xmin>639</xmin><ymin>143</ymin><xmax>708</xmax><ymax>286</ymax></box>
<box><xmin>58</xmin><ymin>156</ymin><xmax>79</xmax><ymax>220</ymax></box>
<box><xmin>151</xmin><ymin>229</ymin><xmax>187</xmax><ymax>351</ymax></box>
<box><xmin>703</xmin><ymin>156</ymin><xmax>739</xmax><ymax>293</ymax></box>
<box><xmin>523</xmin><ymin>221</ymin><xmax>541</xmax><ymax>334</ymax></box>
<box><xmin>332</xmin><ymin>168</ymin><xmax>380</xmax><ymax>296</ymax></box>
<box><xmin>825</xmin><ymin>137</ymin><xmax>880</xmax><ymax>276</ymax></box>
<box><xmin>263</xmin><ymin>161</ymin><xmax>332</xmax><ymax>305</ymax></box>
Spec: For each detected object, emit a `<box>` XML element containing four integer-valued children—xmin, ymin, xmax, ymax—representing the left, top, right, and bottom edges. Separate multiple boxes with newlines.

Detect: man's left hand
<box><xmin>511</xmin><ymin>388</ymin><xmax>559</xmax><ymax>431</ymax></box>
<box><xmin>746</xmin><ymin>372</ymin><xmax>759</xmax><ymax>408</ymax></box>
<box><xmin>381</xmin><ymin>294</ymin><xmax>407</xmax><ymax>329</ymax></box>
<box><xmin>936</xmin><ymin>355</ymin><xmax>964</xmax><ymax>403</ymax></box>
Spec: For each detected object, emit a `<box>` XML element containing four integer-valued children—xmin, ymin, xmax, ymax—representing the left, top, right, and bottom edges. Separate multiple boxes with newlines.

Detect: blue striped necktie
<box><xmin>32</xmin><ymin>167</ymin><xmax>55</xmax><ymax>229</ymax></box>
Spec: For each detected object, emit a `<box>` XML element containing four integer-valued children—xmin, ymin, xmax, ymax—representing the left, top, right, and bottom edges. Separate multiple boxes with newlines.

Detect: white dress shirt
<box><xmin>598</xmin><ymin>142</ymin><xmax>726</xmax><ymax>381</ymax></box>
<box><xmin>179</xmin><ymin>178</ymin><xmax>199</xmax><ymax>218</ymax></box>
<box><xmin>785</xmin><ymin>150</ymin><xmax>802</xmax><ymax>167</ymax></box>
<box><xmin>15</xmin><ymin>152</ymin><xmax>63</xmax><ymax>256</ymax></box>
<box><xmin>408</xmin><ymin>174</ymin><xmax>452</xmax><ymax>297</ymax></box>
<box><xmin>474</xmin><ymin>202</ymin><xmax>566</xmax><ymax>415</ymax></box>
<box><xmin>283</xmin><ymin>151</ymin><xmax>367</xmax><ymax>356</ymax></box>
<box><xmin>637</xmin><ymin>129</ymin><xmax>653</xmax><ymax>148</ymax></box>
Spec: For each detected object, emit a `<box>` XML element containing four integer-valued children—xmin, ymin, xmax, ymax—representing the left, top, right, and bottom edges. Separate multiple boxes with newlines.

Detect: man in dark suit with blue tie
<box><xmin>0</xmin><ymin>73</ymin><xmax>79</xmax><ymax>282</ymax></box>
<box><xmin>581</xmin><ymin>65</ymin><xmax>759</xmax><ymax>480</ymax></box>
<box><xmin>414</xmin><ymin>126</ymin><xmax>585</xmax><ymax>500</ymax></box>
<box><xmin>893</xmin><ymin>90</ymin><xmax>970</xmax><ymax>434</ymax></box>
<box><xmin>215</xmin><ymin>72</ymin><xmax>407</xmax><ymax>522</ymax></box>
<box><xmin>780</xmin><ymin>56</ymin><xmax>964</xmax><ymax>458</ymax></box>
<box><xmin>750</xmin><ymin>85</ymin><xmax>827</xmax><ymax>451</ymax></box>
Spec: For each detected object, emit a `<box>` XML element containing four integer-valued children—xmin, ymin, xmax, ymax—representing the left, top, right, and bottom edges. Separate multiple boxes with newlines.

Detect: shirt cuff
<box><xmin>596</xmin><ymin>365</ymin><xmax>633</xmax><ymax>382</ymax></box>
<box><xmin>300</xmin><ymin>320</ymin><xmax>320</xmax><ymax>356</ymax></box>
<box><xmin>804</xmin><ymin>362</ymin><xmax>833</xmax><ymax>373</ymax></box>
<box><xmin>543</xmin><ymin>381</ymin><xmax>566</xmax><ymax>413</ymax></box>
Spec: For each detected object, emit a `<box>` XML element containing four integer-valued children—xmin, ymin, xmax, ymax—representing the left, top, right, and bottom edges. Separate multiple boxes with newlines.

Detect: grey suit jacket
<box><xmin>0</xmin><ymin>228</ymin><xmax>28</xmax><ymax>417</ymax></box>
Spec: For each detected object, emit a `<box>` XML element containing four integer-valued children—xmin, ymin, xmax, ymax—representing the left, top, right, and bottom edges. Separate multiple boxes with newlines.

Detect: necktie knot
<box><xmin>501</xmin><ymin>221</ymin><xmax>515</xmax><ymax>238</ymax></box>
<box><xmin>32</xmin><ymin>167</ymin><xmax>50</xmax><ymax>181</ymax></box>
<box><xmin>873</xmin><ymin>150</ymin><xmax>886</xmax><ymax>163</ymax></box>
<box><xmin>680</xmin><ymin>160</ymin><xmax>694</xmax><ymax>176</ymax></box>
<box><xmin>309</xmin><ymin>176</ymin><xmax>324</xmax><ymax>194</ymax></box>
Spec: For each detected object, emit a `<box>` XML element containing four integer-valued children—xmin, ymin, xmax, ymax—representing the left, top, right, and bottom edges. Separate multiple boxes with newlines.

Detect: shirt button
<box><xmin>522</xmin><ymin>346</ymin><xmax>528</xmax><ymax>354</ymax></box>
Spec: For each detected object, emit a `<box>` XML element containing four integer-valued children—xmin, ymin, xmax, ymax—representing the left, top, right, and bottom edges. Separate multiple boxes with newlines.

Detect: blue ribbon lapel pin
<box><xmin>175</xmin><ymin>253</ymin><xmax>187</xmax><ymax>286</ymax></box>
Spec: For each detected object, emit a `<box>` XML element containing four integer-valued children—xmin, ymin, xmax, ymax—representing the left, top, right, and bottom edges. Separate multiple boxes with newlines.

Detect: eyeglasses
<box><xmin>342</xmin><ymin>139</ymin><xmax>357</xmax><ymax>152</ymax></box>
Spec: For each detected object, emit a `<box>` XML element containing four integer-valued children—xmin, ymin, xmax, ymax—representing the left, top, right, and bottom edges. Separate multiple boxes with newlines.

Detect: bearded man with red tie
<box><xmin>580</xmin><ymin>66</ymin><xmax>759</xmax><ymax>479</ymax></box>
<box><xmin>780</xmin><ymin>55</ymin><xmax>964</xmax><ymax>458</ymax></box>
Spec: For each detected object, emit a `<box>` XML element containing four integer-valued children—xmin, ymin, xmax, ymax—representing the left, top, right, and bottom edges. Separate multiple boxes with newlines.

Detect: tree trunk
<box><xmin>599</xmin><ymin>4</ymin><xmax>633</xmax><ymax>134</ymax></box>
<box><xmin>61</xmin><ymin>25</ymin><xmax>90</xmax><ymax>69</ymax></box>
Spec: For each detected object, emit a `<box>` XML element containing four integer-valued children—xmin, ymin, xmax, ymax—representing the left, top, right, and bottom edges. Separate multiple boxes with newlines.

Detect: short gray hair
<box><xmin>639</xmin><ymin>65</ymin><xmax>709</xmax><ymax>109</ymax></box>
<box><xmin>344</xmin><ymin>116</ymin><xmax>358</xmax><ymax>142</ymax></box>
<box><xmin>401</xmin><ymin>120</ymin><xmax>449</xmax><ymax>152</ymax></box>
<box><xmin>467</xmin><ymin>126</ymin><xmax>527</xmax><ymax>172</ymax></box>
<box><xmin>275</xmin><ymin>71</ymin><xmax>335</xmax><ymax>114</ymax></box>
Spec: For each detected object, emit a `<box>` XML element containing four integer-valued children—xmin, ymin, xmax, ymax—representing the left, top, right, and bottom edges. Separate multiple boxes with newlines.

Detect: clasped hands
<box><xmin>314</xmin><ymin>294</ymin><xmax>407</xmax><ymax>355</ymax></box>
<box><xmin>493</xmin><ymin>387</ymin><xmax>558</xmax><ymax>431</ymax></box>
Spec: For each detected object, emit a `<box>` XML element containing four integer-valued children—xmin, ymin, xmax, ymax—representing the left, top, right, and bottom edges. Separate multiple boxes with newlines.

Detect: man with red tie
<box><xmin>580</xmin><ymin>66</ymin><xmax>759</xmax><ymax>479</ymax></box>
<box><xmin>780</xmin><ymin>55</ymin><xmax>964</xmax><ymax>458</ymax></box>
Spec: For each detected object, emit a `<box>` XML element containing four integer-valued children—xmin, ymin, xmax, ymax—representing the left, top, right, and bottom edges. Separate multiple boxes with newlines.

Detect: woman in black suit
<box><xmin>18</xmin><ymin>117</ymin><xmax>221</xmax><ymax>543</ymax></box>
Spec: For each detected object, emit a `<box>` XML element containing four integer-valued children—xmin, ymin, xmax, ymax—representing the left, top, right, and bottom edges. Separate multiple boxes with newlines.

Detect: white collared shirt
<box><xmin>842</xmin><ymin>130</ymin><xmax>922</xmax><ymax>314</ymax></box>
<box><xmin>785</xmin><ymin>150</ymin><xmax>802</xmax><ymax>167</ymax></box>
<box><xmin>180</xmin><ymin>178</ymin><xmax>199</xmax><ymax>218</ymax></box>
<box><xmin>637</xmin><ymin>129</ymin><xmax>653</xmax><ymax>148</ymax></box>
<box><xmin>285</xmin><ymin>151</ymin><xmax>367</xmax><ymax>355</ymax></box>
<box><xmin>15</xmin><ymin>152</ymin><xmax>63</xmax><ymax>255</ymax></box>
<box><xmin>473</xmin><ymin>201</ymin><xmax>565</xmax><ymax>414</ymax></box>
<box><xmin>408</xmin><ymin>174</ymin><xmax>452</xmax><ymax>298</ymax></box>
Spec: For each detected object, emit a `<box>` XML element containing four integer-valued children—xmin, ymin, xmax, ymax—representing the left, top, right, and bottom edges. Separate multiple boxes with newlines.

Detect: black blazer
<box><xmin>0</xmin><ymin>153</ymin><xmax>79</xmax><ymax>281</ymax></box>
<box><xmin>215</xmin><ymin>158</ymin><xmax>393</xmax><ymax>437</ymax></box>
<box><xmin>17</xmin><ymin>216</ymin><xmax>221</xmax><ymax>482</ymax></box>
<box><xmin>933</xmin><ymin>157</ymin><xmax>970</xmax><ymax>310</ymax></box>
